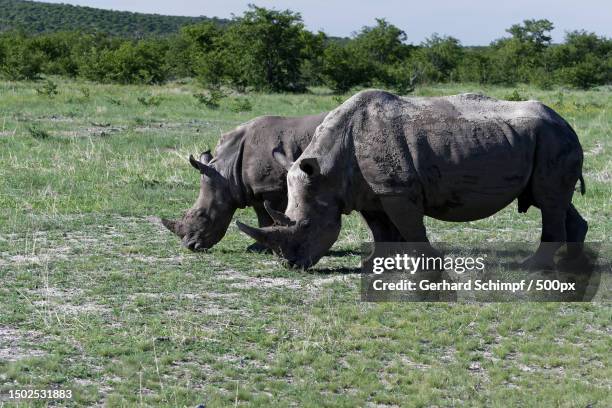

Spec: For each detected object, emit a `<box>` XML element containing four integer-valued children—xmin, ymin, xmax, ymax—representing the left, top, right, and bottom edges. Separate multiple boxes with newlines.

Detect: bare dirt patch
<box><xmin>0</xmin><ymin>327</ymin><xmax>49</xmax><ymax>362</ymax></box>
<box><xmin>585</xmin><ymin>170</ymin><xmax>611</xmax><ymax>182</ymax></box>
<box><xmin>585</xmin><ymin>142</ymin><xmax>604</xmax><ymax>156</ymax></box>
<box><xmin>28</xmin><ymin>287</ymin><xmax>111</xmax><ymax>316</ymax></box>
<box><xmin>229</xmin><ymin>277</ymin><xmax>303</xmax><ymax>290</ymax></box>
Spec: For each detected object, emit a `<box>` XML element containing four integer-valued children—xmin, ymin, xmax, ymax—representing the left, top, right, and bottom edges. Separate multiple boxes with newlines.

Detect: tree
<box><xmin>0</xmin><ymin>33</ymin><xmax>44</xmax><ymax>80</ymax></box>
<box><xmin>78</xmin><ymin>39</ymin><xmax>168</xmax><ymax>84</ymax></box>
<box><xmin>457</xmin><ymin>48</ymin><xmax>491</xmax><ymax>84</ymax></box>
<box><xmin>507</xmin><ymin>19</ymin><xmax>554</xmax><ymax>51</ymax></box>
<box><xmin>417</xmin><ymin>34</ymin><xmax>463</xmax><ymax>82</ymax></box>
<box><xmin>351</xmin><ymin>18</ymin><xmax>408</xmax><ymax>65</ymax></box>
<box><xmin>300</xmin><ymin>30</ymin><xmax>327</xmax><ymax>86</ymax></box>
<box><xmin>549</xmin><ymin>30</ymin><xmax>612</xmax><ymax>88</ymax></box>
<box><xmin>487</xmin><ymin>19</ymin><xmax>555</xmax><ymax>85</ymax></box>
<box><xmin>108</xmin><ymin>40</ymin><xmax>169</xmax><ymax>84</ymax></box>
<box><xmin>321</xmin><ymin>43</ymin><xmax>365</xmax><ymax>93</ymax></box>
<box><xmin>225</xmin><ymin>5</ymin><xmax>309</xmax><ymax>92</ymax></box>
<box><xmin>180</xmin><ymin>22</ymin><xmax>228</xmax><ymax>87</ymax></box>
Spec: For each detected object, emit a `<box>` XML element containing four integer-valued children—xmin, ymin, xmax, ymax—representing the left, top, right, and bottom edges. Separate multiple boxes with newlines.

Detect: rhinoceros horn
<box><xmin>161</xmin><ymin>218</ymin><xmax>184</xmax><ymax>237</ymax></box>
<box><xmin>236</xmin><ymin>221</ymin><xmax>293</xmax><ymax>250</ymax></box>
<box><xmin>264</xmin><ymin>201</ymin><xmax>293</xmax><ymax>226</ymax></box>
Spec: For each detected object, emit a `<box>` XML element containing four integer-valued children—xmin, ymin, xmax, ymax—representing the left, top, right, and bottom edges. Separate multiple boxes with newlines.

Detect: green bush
<box><xmin>35</xmin><ymin>79</ymin><xmax>59</xmax><ymax>97</ymax></box>
<box><xmin>504</xmin><ymin>89</ymin><xmax>526</xmax><ymax>101</ymax></box>
<box><xmin>414</xmin><ymin>34</ymin><xmax>463</xmax><ymax>82</ymax></box>
<box><xmin>193</xmin><ymin>88</ymin><xmax>226</xmax><ymax>108</ymax></box>
<box><xmin>321</xmin><ymin>44</ymin><xmax>366</xmax><ymax>93</ymax></box>
<box><xmin>79</xmin><ymin>40</ymin><xmax>168</xmax><ymax>84</ymax></box>
<box><xmin>27</xmin><ymin>125</ymin><xmax>50</xmax><ymax>139</ymax></box>
<box><xmin>383</xmin><ymin>63</ymin><xmax>417</xmax><ymax>94</ymax></box>
<box><xmin>0</xmin><ymin>34</ymin><xmax>44</xmax><ymax>80</ymax></box>
<box><xmin>558</xmin><ymin>55</ymin><xmax>609</xmax><ymax>89</ymax></box>
<box><xmin>137</xmin><ymin>95</ymin><xmax>163</xmax><ymax>106</ymax></box>
<box><xmin>227</xmin><ymin>97</ymin><xmax>253</xmax><ymax>112</ymax></box>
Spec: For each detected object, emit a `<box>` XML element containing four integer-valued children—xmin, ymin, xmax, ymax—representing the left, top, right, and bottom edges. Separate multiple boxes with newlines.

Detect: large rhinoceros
<box><xmin>237</xmin><ymin>90</ymin><xmax>587</xmax><ymax>269</ymax></box>
<box><xmin>161</xmin><ymin>113</ymin><xmax>330</xmax><ymax>251</ymax></box>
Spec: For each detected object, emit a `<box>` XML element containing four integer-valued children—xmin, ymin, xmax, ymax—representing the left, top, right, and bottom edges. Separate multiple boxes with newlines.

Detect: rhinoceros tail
<box><xmin>579</xmin><ymin>175</ymin><xmax>586</xmax><ymax>195</ymax></box>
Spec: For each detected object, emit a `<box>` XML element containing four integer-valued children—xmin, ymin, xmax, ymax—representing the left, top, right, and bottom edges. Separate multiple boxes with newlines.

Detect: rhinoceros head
<box><xmin>237</xmin><ymin>151</ymin><xmax>342</xmax><ymax>268</ymax></box>
<box><xmin>162</xmin><ymin>151</ymin><xmax>236</xmax><ymax>251</ymax></box>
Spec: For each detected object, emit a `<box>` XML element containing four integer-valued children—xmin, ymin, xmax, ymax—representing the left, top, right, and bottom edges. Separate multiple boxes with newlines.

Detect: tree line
<box><xmin>0</xmin><ymin>5</ymin><xmax>610</xmax><ymax>91</ymax></box>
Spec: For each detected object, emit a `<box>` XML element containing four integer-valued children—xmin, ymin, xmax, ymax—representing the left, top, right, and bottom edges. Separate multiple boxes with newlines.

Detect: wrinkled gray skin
<box><xmin>237</xmin><ymin>90</ymin><xmax>587</xmax><ymax>269</ymax></box>
<box><xmin>162</xmin><ymin>113</ymin><xmax>329</xmax><ymax>252</ymax></box>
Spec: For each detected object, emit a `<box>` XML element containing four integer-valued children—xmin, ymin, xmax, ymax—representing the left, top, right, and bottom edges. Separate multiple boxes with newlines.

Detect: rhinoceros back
<box><xmin>346</xmin><ymin>91</ymin><xmax>550</xmax><ymax>220</ymax></box>
<box><xmin>212</xmin><ymin>113</ymin><xmax>326</xmax><ymax>200</ymax></box>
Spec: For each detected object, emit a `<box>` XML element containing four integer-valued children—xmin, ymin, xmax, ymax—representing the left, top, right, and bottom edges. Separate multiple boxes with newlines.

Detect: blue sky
<box><xmin>41</xmin><ymin>0</ymin><xmax>611</xmax><ymax>45</ymax></box>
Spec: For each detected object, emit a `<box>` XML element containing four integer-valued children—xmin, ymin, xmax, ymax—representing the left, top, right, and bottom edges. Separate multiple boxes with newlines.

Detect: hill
<box><xmin>0</xmin><ymin>0</ymin><xmax>228</xmax><ymax>37</ymax></box>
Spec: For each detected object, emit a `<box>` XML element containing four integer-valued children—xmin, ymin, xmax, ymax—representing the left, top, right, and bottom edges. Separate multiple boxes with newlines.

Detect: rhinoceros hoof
<box><xmin>520</xmin><ymin>255</ymin><xmax>555</xmax><ymax>272</ymax></box>
<box><xmin>557</xmin><ymin>252</ymin><xmax>591</xmax><ymax>274</ymax></box>
<box><xmin>246</xmin><ymin>242</ymin><xmax>273</xmax><ymax>254</ymax></box>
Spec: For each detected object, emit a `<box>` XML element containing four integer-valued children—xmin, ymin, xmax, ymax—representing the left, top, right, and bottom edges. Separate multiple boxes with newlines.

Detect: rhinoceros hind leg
<box><xmin>522</xmin><ymin>209</ymin><xmax>567</xmax><ymax>270</ymax></box>
<box><xmin>565</xmin><ymin>204</ymin><xmax>588</xmax><ymax>259</ymax></box>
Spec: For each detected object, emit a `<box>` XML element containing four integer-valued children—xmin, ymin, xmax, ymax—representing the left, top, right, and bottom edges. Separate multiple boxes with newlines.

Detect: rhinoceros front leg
<box><xmin>245</xmin><ymin>202</ymin><xmax>275</xmax><ymax>254</ymax></box>
<box><xmin>380</xmin><ymin>196</ymin><xmax>444</xmax><ymax>280</ymax></box>
<box><xmin>360</xmin><ymin>210</ymin><xmax>406</xmax><ymax>242</ymax></box>
<box><xmin>380</xmin><ymin>197</ymin><xmax>428</xmax><ymax>242</ymax></box>
<box><xmin>379</xmin><ymin>196</ymin><xmax>442</xmax><ymax>258</ymax></box>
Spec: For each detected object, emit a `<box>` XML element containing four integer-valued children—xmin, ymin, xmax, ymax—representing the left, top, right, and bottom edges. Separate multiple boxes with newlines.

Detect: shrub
<box><xmin>137</xmin><ymin>95</ymin><xmax>163</xmax><ymax>106</ymax></box>
<box><xmin>383</xmin><ymin>63</ymin><xmax>417</xmax><ymax>94</ymax></box>
<box><xmin>27</xmin><ymin>125</ymin><xmax>50</xmax><ymax>139</ymax></box>
<box><xmin>416</xmin><ymin>34</ymin><xmax>463</xmax><ymax>82</ymax></box>
<box><xmin>227</xmin><ymin>97</ymin><xmax>253</xmax><ymax>112</ymax></box>
<box><xmin>35</xmin><ymin>79</ymin><xmax>59</xmax><ymax>97</ymax></box>
<box><xmin>108</xmin><ymin>41</ymin><xmax>169</xmax><ymax>84</ymax></box>
<box><xmin>193</xmin><ymin>88</ymin><xmax>226</xmax><ymax>108</ymax></box>
<box><xmin>33</xmin><ymin>32</ymin><xmax>82</xmax><ymax>76</ymax></box>
<box><xmin>0</xmin><ymin>34</ymin><xmax>44</xmax><ymax>80</ymax></box>
<box><xmin>321</xmin><ymin>44</ymin><xmax>366</xmax><ymax>93</ymax></box>
<box><xmin>79</xmin><ymin>40</ymin><xmax>169</xmax><ymax>84</ymax></box>
<box><xmin>79</xmin><ymin>86</ymin><xmax>90</xmax><ymax>99</ymax></box>
<box><xmin>504</xmin><ymin>89</ymin><xmax>526</xmax><ymax>101</ymax></box>
<box><xmin>557</xmin><ymin>54</ymin><xmax>609</xmax><ymax>89</ymax></box>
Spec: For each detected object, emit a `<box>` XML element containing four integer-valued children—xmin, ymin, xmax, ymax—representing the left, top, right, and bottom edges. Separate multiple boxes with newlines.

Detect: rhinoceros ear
<box><xmin>189</xmin><ymin>154</ymin><xmax>201</xmax><ymax>171</ymax></box>
<box><xmin>200</xmin><ymin>150</ymin><xmax>213</xmax><ymax>165</ymax></box>
<box><xmin>189</xmin><ymin>154</ymin><xmax>219</xmax><ymax>178</ymax></box>
<box><xmin>272</xmin><ymin>146</ymin><xmax>294</xmax><ymax>171</ymax></box>
<box><xmin>299</xmin><ymin>157</ymin><xmax>320</xmax><ymax>177</ymax></box>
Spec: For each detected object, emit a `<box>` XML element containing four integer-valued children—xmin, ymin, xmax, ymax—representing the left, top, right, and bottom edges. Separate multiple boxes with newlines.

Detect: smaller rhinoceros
<box><xmin>161</xmin><ymin>113</ymin><xmax>327</xmax><ymax>252</ymax></box>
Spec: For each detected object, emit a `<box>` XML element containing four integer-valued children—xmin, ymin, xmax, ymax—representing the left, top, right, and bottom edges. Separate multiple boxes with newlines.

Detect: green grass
<box><xmin>0</xmin><ymin>78</ymin><xmax>610</xmax><ymax>407</ymax></box>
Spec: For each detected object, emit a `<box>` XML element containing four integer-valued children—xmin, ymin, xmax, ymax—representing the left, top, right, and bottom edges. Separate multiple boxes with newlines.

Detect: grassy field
<box><xmin>0</xmin><ymin>78</ymin><xmax>610</xmax><ymax>407</ymax></box>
